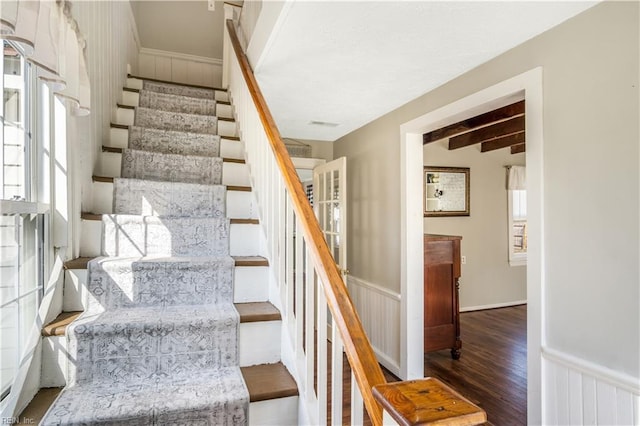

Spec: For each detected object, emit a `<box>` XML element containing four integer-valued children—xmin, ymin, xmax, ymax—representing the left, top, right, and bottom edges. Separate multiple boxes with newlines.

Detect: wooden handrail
<box><xmin>225</xmin><ymin>19</ymin><xmax>387</xmax><ymax>426</ymax></box>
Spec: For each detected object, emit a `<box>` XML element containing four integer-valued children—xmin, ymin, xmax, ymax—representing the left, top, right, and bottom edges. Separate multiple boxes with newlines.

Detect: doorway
<box><xmin>399</xmin><ymin>68</ymin><xmax>544</xmax><ymax>424</ymax></box>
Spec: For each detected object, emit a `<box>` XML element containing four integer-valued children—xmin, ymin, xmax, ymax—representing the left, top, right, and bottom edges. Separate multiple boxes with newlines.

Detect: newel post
<box><xmin>373</xmin><ymin>378</ymin><xmax>486</xmax><ymax>425</ymax></box>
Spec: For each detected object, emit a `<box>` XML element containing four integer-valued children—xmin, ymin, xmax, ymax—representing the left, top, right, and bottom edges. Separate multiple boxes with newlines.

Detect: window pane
<box><xmin>2</xmin><ymin>41</ymin><xmax>28</xmax><ymax>201</ymax></box>
<box><xmin>0</xmin><ymin>214</ymin><xmax>44</xmax><ymax>402</ymax></box>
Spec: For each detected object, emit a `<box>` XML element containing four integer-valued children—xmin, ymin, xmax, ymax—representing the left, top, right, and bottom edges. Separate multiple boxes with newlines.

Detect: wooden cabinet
<box><xmin>424</xmin><ymin>234</ymin><xmax>462</xmax><ymax>359</ymax></box>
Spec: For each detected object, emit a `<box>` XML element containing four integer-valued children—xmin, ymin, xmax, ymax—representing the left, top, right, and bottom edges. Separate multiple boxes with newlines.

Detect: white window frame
<box><xmin>508</xmin><ymin>189</ymin><xmax>527</xmax><ymax>266</ymax></box>
<box><xmin>0</xmin><ymin>41</ymin><xmax>54</xmax><ymax>404</ymax></box>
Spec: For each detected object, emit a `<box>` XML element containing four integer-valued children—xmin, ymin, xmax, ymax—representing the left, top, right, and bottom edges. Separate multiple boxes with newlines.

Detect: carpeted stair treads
<box><xmin>42</xmin><ymin>84</ymin><xmax>250</xmax><ymax>425</ymax></box>
<box><xmin>113</xmin><ymin>178</ymin><xmax>226</xmax><ymax>217</ymax></box>
<box><xmin>135</xmin><ymin>107</ymin><xmax>218</xmax><ymax>134</ymax></box>
<box><xmin>102</xmin><ymin>215</ymin><xmax>230</xmax><ymax>257</ymax></box>
<box><xmin>139</xmin><ymin>90</ymin><xmax>217</xmax><ymax>116</ymax></box>
<box><xmin>86</xmin><ymin>256</ymin><xmax>235</xmax><ymax>310</ymax></box>
<box><xmin>128</xmin><ymin>126</ymin><xmax>221</xmax><ymax>157</ymax></box>
<box><xmin>120</xmin><ymin>149</ymin><xmax>223</xmax><ymax>185</ymax></box>
<box><xmin>143</xmin><ymin>79</ymin><xmax>216</xmax><ymax>100</ymax></box>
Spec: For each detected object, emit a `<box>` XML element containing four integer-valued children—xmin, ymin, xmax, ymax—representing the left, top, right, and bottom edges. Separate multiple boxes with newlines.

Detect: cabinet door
<box><xmin>424</xmin><ymin>240</ymin><xmax>456</xmax><ymax>352</ymax></box>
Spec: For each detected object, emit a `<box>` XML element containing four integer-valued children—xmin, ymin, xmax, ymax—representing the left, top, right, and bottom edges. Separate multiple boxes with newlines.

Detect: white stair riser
<box><xmin>41</xmin><ymin>319</ymin><xmax>281</xmax><ymax>387</ymax></box>
<box><xmin>79</xmin><ymin>220</ymin><xmax>262</xmax><ymax>258</ymax></box>
<box><xmin>92</xmin><ymin>181</ymin><xmax>257</xmax><ymax>219</ymax></box>
<box><xmin>116</xmin><ymin>108</ymin><xmax>135</xmax><ymax>125</ymax></box>
<box><xmin>239</xmin><ymin>321</ymin><xmax>281</xmax><ymax>367</ymax></box>
<box><xmin>109</xmin><ymin>127</ymin><xmax>242</xmax><ymax>157</ymax></box>
<box><xmin>249</xmin><ymin>396</ymin><xmax>298</xmax><ymax>426</ymax></box>
<box><xmin>126</xmin><ymin>78</ymin><xmax>229</xmax><ymax>102</ymax></box>
<box><xmin>63</xmin><ymin>270</ymin><xmax>87</xmax><ymax>312</ymax></box>
<box><xmin>122</xmin><ymin>90</ymin><xmax>139</xmax><ymax>106</ymax></box>
<box><xmin>229</xmin><ymin>223</ymin><xmax>263</xmax><ymax>257</ymax></box>
<box><xmin>119</xmin><ymin>95</ymin><xmax>234</xmax><ymax>119</ymax></box>
<box><xmin>63</xmin><ymin>266</ymin><xmax>268</xmax><ymax>311</ymax></box>
<box><xmin>41</xmin><ymin>336</ymin><xmax>67</xmax><ymax>387</ymax></box>
<box><xmin>97</xmin><ymin>154</ymin><xmax>249</xmax><ymax>186</ymax></box>
<box><xmin>234</xmin><ymin>267</ymin><xmax>269</xmax><ymax>303</ymax></box>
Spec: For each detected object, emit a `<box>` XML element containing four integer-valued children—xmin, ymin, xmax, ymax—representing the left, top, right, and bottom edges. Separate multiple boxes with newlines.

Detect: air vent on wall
<box><xmin>308</xmin><ymin>120</ymin><xmax>339</xmax><ymax>128</ymax></box>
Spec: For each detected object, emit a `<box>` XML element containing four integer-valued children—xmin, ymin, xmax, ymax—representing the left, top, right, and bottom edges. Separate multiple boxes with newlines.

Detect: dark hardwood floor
<box><xmin>423</xmin><ymin>305</ymin><xmax>527</xmax><ymax>425</ymax></box>
<box><xmin>340</xmin><ymin>304</ymin><xmax>527</xmax><ymax>425</ymax></box>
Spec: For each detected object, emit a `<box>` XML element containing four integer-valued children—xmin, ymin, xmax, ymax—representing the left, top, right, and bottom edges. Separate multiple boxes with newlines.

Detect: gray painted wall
<box><xmin>132</xmin><ymin>1</ymin><xmax>225</xmax><ymax>59</ymax></box>
<box><xmin>334</xmin><ymin>1</ymin><xmax>639</xmax><ymax>379</ymax></box>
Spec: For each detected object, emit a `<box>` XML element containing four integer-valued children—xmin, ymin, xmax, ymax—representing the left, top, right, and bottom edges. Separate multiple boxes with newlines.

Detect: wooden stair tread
<box><xmin>18</xmin><ymin>387</ymin><xmax>62</xmax><ymax>424</ymax></box>
<box><xmin>123</xmin><ymin>87</ymin><xmax>139</xmax><ymax>93</ymax></box>
<box><xmin>91</xmin><ymin>176</ymin><xmax>251</xmax><ymax>193</ymax></box>
<box><xmin>223</xmin><ymin>136</ymin><xmax>241</xmax><ymax>141</ymax></box>
<box><xmin>100</xmin><ymin>147</ymin><xmax>245</xmax><ymax>164</ymax></box>
<box><xmin>81</xmin><ymin>212</ymin><xmax>102</xmax><ymax>221</ymax></box>
<box><xmin>227</xmin><ymin>185</ymin><xmax>251</xmax><ymax>192</ymax></box>
<box><xmin>42</xmin><ymin>312</ymin><xmax>83</xmax><ymax>337</ymax></box>
<box><xmin>64</xmin><ymin>257</ymin><xmax>93</xmax><ymax>270</ymax></box>
<box><xmin>110</xmin><ymin>123</ymin><xmax>129</xmax><ymax>129</ymax></box>
<box><xmin>229</xmin><ymin>218</ymin><xmax>259</xmax><ymax>225</ymax></box>
<box><xmin>235</xmin><ymin>302</ymin><xmax>281</xmax><ymax>323</ymax></box>
<box><xmin>127</xmin><ymin>74</ymin><xmax>225</xmax><ymax>92</ymax></box>
<box><xmin>241</xmin><ymin>362</ymin><xmax>298</xmax><ymax>402</ymax></box>
<box><xmin>63</xmin><ymin>256</ymin><xmax>269</xmax><ymax>269</ymax></box>
<box><xmin>116</xmin><ymin>103</ymin><xmax>135</xmax><ymax>110</ymax></box>
<box><xmin>233</xmin><ymin>256</ymin><xmax>269</xmax><ymax>267</ymax></box>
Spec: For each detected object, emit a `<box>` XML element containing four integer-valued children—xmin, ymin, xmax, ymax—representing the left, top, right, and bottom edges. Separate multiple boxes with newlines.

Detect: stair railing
<box><xmin>224</xmin><ymin>17</ymin><xmax>385</xmax><ymax>426</ymax></box>
<box><xmin>223</xmin><ymin>11</ymin><xmax>487</xmax><ymax>426</ymax></box>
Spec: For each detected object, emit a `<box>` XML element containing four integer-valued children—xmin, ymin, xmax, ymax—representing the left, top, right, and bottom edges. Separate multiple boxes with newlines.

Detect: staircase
<box><xmin>40</xmin><ymin>77</ymin><xmax>298</xmax><ymax>425</ymax></box>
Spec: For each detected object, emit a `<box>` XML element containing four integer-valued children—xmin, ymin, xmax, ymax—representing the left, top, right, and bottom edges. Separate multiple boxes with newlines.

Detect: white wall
<box><xmin>334</xmin><ymin>0</ymin><xmax>639</xmax><ymax>418</ymax></box>
<box><xmin>423</xmin><ymin>141</ymin><xmax>527</xmax><ymax>310</ymax></box>
<box><xmin>138</xmin><ymin>49</ymin><xmax>222</xmax><ymax>88</ymax></box>
<box><xmin>72</xmin><ymin>1</ymin><xmax>139</xmax><ymax>230</ymax></box>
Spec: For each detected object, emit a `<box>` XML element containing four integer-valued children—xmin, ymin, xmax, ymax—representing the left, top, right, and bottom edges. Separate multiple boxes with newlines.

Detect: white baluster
<box><xmin>317</xmin><ymin>277</ymin><xmax>328</xmax><ymax>424</ymax></box>
<box><xmin>331</xmin><ymin>324</ymin><xmax>344</xmax><ymax>426</ymax></box>
<box><xmin>351</xmin><ymin>372</ymin><xmax>364</xmax><ymax>426</ymax></box>
<box><xmin>285</xmin><ymin>194</ymin><xmax>294</xmax><ymax>324</ymax></box>
<box><xmin>305</xmin><ymin>245</ymin><xmax>316</xmax><ymax>409</ymax></box>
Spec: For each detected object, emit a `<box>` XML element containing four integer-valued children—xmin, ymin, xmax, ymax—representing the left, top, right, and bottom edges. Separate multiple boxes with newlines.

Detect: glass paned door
<box><xmin>313</xmin><ymin>157</ymin><xmax>347</xmax><ymax>278</ymax></box>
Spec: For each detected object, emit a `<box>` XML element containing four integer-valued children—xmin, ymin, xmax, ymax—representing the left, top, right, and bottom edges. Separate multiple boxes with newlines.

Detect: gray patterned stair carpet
<box><xmin>139</xmin><ymin>90</ymin><xmax>217</xmax><ymax>116</ymax></box>
<box><xmin>42</xmin><ymin>87</ymin><xmax>249</xmax><ymax>425</ymax></box>
<box><xmin>143</xmin><ymin>80</ymin><xmax>216</xmax><ymax>100</ymax></box>
<box><xmin>135</xmin><ymin>107</ymin><xmax>217</xmax><ymax>134</ymax></box>
<box><xmin>128</xmin><ymin>126</ymin><xmax>221</xmax><ymax>157</ymax></box>
<box><xmin>121</xmin><ymin>149</ymin><xmax>223</xmax><ymax>185</ymax></box>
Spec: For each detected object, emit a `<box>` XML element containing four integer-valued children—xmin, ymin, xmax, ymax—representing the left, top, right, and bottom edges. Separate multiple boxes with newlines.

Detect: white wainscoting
<box><xmin>543</xmin><ymin>347</ymin><xmax>639</xmax><ymax>425</ymax></box>
<box><xmin>346</xmin><ymin>276</ymin><xmax>401</xmax><ymax>376</ymax></box>
<box><xmin>138</xmin><ymin>48</ymin><xmax>223</xmax><ymax>88</ymax></box>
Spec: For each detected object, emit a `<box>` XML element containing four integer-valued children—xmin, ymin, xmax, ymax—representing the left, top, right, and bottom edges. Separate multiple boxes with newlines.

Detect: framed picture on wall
<box><xmin>424</xmin><ymin>166</ymin><xmax>470</xmax><ymax>217</ymax></box>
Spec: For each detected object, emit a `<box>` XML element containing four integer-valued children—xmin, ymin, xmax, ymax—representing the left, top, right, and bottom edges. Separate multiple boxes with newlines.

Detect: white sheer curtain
<box><xmin>507</xmin><ymin>165</ymin><xmax>526</xmax><ymax>190</ymax></box>
<box><xmin>0</xmin><ymin>0</ymin><xmax>90</xmax><ymax>115</ymax></box>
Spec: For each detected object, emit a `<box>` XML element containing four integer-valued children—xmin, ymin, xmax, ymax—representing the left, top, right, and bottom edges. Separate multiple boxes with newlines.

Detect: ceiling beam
<box><xmin>448</xmin><ymin>115</ymin><xmax>525</xmax><ymax>150</ymax></box>
<box><xmin>481</xmin><ymin>131</ymin><xmax>525</xmax><ymax>152</ymax></box>
<box><xmin>511</xmin><ymin>143</ymin><xmax>526</xmax><ymax>154</ymax></box>
<box><xmin>423</xmin><ymin>100</ymin><xmax>524</xmax><ymax>144</ymax></box>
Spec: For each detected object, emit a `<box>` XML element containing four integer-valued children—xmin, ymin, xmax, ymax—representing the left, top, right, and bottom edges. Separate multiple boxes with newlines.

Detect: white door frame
<box><xmin>399</xmin><ymin>67</ymin><xmax>544</xmax><ymax>424</ymax></box>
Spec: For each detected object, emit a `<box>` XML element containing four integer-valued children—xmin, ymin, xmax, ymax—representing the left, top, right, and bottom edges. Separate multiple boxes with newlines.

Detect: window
<box><xmin>508</xmin><ymin>189</ymin><xmax>527</xmax><ymax>266</ymax></box>
<box><xmin>0</xmin><ymin>41</ymin><xmax>48</xmax><ymax>403</ymax></box>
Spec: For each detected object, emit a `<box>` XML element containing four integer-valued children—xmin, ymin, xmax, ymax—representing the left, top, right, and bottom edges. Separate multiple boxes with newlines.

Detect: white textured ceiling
<box><xmin>253</xmin><ymin>1</ymin><xmax>598</xmax><ymax>141</ymax></box>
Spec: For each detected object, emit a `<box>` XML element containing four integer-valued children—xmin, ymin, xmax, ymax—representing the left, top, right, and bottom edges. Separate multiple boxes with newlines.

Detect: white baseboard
<box><xmin>460</xmin><ymin>299</ymin><xmax>527</xmax><ymax>312</ymax></box>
